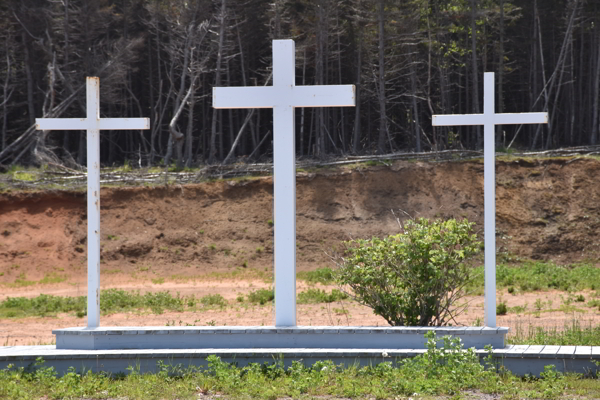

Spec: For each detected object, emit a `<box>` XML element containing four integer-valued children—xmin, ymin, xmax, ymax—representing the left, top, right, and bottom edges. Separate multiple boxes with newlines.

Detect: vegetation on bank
<box><xmin>2</xmin><ymin>331</ymin><xmax>599</xmax><ymax>400</ymax></box>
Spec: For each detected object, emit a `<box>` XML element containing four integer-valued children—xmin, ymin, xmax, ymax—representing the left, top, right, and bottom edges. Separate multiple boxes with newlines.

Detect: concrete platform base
<box><xmin>1</xmin><ymin>345</ymin><xmax>599</xmax><ymax>377</ymax></box>
<box><xmin>53</xmin><ymin>326</ymin><xmax>509</xmax><ymax>350</ymax></box>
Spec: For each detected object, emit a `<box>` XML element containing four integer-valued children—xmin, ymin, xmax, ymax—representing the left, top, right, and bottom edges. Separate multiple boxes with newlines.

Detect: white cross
<box><xmin>432</xmin><ymin>72</ymin><xmax>547</xmax><ymax>328</ymax></box>
<box><xmin>36</xmin><ymin>77</ymin><xmax>150</xmax><ymax>328</ymax></box>
<box><xmin>213</xmin><ymin>39</ymin><xmax>355</xmax><ymax>326</ymax></box>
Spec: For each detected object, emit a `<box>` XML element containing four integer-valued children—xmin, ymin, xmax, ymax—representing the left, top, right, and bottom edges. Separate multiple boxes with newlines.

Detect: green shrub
<box><xmin>335</xmin><ymin>218</ymin><xmax>480</xmax><ymax>326</ymax></box>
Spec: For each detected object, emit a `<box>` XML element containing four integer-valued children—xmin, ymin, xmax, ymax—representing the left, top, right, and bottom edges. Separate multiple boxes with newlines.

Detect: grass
<box><xmin>297</xmin><ymin>288</ymin><xmax>348</xmax><ymax>304</ymax></box>
<box><xmin>2</xmin><ymin>332</ymin><xmax>599</xmax><ymax>400</ymax></box>
<box><xmin>469</xmin><ymin>260</ymin><xmax>600</xmax><ymax>293</ymax></box>
<box><xmin>507</xmin><ymin>319</ymin><xmax>600</xmax><ymax>346</ymax></box>
<box><xmin>0</xmin><ymin>290</ymin><xmax>202</xmax><ymax>318</ymax></box>
<box><xmin>296</xmin><ymin>266</ymin><xmax>335</xmax><ymax>284</ymax></box>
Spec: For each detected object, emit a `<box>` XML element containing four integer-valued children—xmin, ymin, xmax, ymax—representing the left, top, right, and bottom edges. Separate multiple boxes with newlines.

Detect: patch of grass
<box><xmin>508</xmin><ymin>320</ymin><xmax>600</xmax><ymax>346</ymax></box>
<box><xmin>38</xmin><ymin>272</ymin><xmax>66</xmax><ymax>285</ymax></box>
<box><xmin>0</xmin><ymin>289</ymin><xmax>199</xmax><ymax>318</ymax></box>
<box><xmin>297</xmin><ymin>267</ymin><xmax>335</xmax><ymax>285</ymax></box>
<box><xmin>246</xmin><ymin>288</ymin><xmax>274</xmax><ymax>305</ymax></box>
<box><xmin>199</xmin><ymin>294</ymin><xmax>227</xmax><ymax>308</ymax></box>
<box><xmin>151</xmin><ymin>277</ymin><xmax>165</xmax><ymax>285</ymax></box>
<box><xmin>6</xmin><ymin>272</ymin><xmax>36</xmax><ymax>288</ymax></box>
<box><xmin>496</xmin><ymin>301</ymin><xmax>508</xmax><ymax>315</ymax></box>
<box><xmin>2</xmin><ymin>332</ymin><xmax>598</xmax><ymax>399</ymax></box>
<box><xmin>297</xmin><ymin>288</ymin><xmax>348</xmax><ymax>304</ymax></box>
<box><xmin>469</xmin><ymin>261</ymin><xmax>600</xmax><ymax>293</ymax></box>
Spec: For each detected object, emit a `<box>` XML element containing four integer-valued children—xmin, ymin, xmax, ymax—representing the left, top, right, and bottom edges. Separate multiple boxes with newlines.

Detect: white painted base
<box><xmin>53</xmin><ymin>326</ymin><xmax>508</xmax><ymax>350</ymax></box>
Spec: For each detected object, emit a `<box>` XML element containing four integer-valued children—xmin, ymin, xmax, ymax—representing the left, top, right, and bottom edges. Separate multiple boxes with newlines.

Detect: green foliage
<box><xmin>508</xmin><ymin>320</ymin><xmax>600</xmax><ymax>346</ymax></box>
<box><xmin>335</xmin><ymin>218</ymin><xmax>480</xmax><ymax>326</ymax></box>
<box><xmin>297</xmin><ymin>288</ymin><xmax>348</xmax><ymax>304</ymax></box>
<box><xmin>297</xmin><ymin>267</ymin><xmax>335</xmax><ymax>284</ymax></box>
<box><xmin>496</xmin><ymin>301</ymin><xmax>508</xmax><ymax>315</ymax></box>
<box><xmin>199</xmin><ymin>294</ymin><xmax>227</xmax><ymax>308</ymax></box>
<box><xmin>0</xmin><ymin>289</ymin><xmax>198</xmax><ymax>318</ymax></box>
<box><xmin>246</xmin><ymin>288</ymin><xmax>274</xmax><ymax>305</ymax></box>
<box><xmin>470</xmin><ymin>261</ymin><xmax>600</xmax><ymax>293</ymax></box>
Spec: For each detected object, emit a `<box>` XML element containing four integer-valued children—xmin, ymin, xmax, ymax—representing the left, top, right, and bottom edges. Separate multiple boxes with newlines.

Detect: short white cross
<box><xmin>36</xmin><ymin>77</ymin><xmax>150</xmax><ymax>328</ymax></box>
<box><xmin>432</xmin><ymin>72</ymin><xmax>547</xmax><ymax>328</ymax></box>
<box><xmin>213</xmin><ymin>39</ymin><xmax>355</xmax><ymax>326</ymax></box>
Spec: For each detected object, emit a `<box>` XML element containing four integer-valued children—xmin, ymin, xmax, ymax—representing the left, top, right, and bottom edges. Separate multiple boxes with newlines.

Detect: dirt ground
<box><xmin>1</xmin><ymin>158</ymin><xmax>599</xmax><ymax>345</ymax></box>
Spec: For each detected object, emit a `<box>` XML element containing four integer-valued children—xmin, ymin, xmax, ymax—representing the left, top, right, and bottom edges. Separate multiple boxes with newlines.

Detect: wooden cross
<box><xmin>36</xmin><ymin>77</ymin><xmax>150</xmax><ymax>328</ymax></box>
<box><xmin>213</xmin><ymin>40</ymin><xmax>355</xmax><ymax>326</ymax></box>
<box><xmin>433</xmin><ymin>72</ymin><xmax>548</xmax><ymax>327</ymax></box>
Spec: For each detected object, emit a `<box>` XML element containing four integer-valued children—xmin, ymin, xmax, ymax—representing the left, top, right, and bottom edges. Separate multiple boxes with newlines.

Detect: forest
<box><xmin>0</xmin><ymin>0</ymin><xmax>598</xmax><ymax>168</ymax></box>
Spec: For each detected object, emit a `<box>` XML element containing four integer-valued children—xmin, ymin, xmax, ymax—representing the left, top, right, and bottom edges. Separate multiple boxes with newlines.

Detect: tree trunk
<box><xmin>496</xmin><ymin>0</ymin><xmax>504</xmax><ymax>145</ymax></box>
<box><xmin>591</xmin><ymin>26</ymin><xmax>600</xmax><ymax>145</ymax></box>
<box><xmin>470</xmin><ymin>0</ymin><xmax>482</xmax><ymax>149</ymax></box>
<box><xmin>209</xmin><ymin>0</ymin><xmax>226</xmax><ymax>163</ymax></box>
<box><xmin>352</xmin><ymin>32</ymin><xmax>362</xmax><ymax>154</ymax></box>
<box><xmin>376</xmin><ymin>0</ymin><xmax>387</xmax><ymax>154</ymax></box>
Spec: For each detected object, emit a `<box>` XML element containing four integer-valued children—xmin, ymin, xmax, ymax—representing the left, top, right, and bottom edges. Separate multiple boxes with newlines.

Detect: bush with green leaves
<box><xmin>335</xmin><ymin>218</ymin><xmax>481</xmax><ymax>326</ymax></box>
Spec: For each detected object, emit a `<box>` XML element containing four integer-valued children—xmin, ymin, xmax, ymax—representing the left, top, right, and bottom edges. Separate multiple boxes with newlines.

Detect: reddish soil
<box><xmin>0</xmin><ymin>158</ymin><xmax>599</xmax><ymax>345</ymax></box>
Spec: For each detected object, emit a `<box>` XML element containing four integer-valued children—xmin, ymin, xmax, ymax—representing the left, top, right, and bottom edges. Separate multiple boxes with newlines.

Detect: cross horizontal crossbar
<box><xmin>213</xmin><ymin>85</ymin><xmax>355</xmax><ymax>109</ymax></box>
<box><xmin>36</xmin><ymin>118</ymin><xmax>150</xmax><ymax>131</ymax></box>
<box><xmin>432</xmin><ymin>113</ymin><xmax>547</xmax><ymax>127</ymax></box>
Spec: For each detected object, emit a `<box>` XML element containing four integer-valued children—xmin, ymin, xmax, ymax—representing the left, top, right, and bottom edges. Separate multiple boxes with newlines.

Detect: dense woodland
<box><xmin>0</xmin><ymin>0</ymin><xmax>599</xmax><ymax>168</ymax></box>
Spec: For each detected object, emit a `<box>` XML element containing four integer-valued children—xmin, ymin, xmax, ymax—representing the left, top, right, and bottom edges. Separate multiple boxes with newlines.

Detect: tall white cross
<box><xmin>213</xmin><ymin>39</ymin><xmax>355</xmax><ymax>326</ymax></box>
<box><xmin>432</xmin><ymin>72</ymin><xmax>547</xmax><ymax>327</ymax></box>
<box><xmin>36</xmin><ymin>77</ymin><xmax>150</xmax><ymax>328</ymax></box>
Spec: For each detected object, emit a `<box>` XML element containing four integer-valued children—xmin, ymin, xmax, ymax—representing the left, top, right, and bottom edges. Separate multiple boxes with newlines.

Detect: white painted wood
<box><xmin>523</xmin><ymin>345</ymin><xmax>545</xmax><ymax>356</ymax></box>
<box><xmin>574</xmin><ymin>346</ymin><xmax>592</xmax><ymax>356</ymax></box>
<box><xmin>432</xmin><ymin>72</ymin><xmax>548</xmax><ymax>328</ymax></box>
<box><xmin>36</xmin><ymin>77</ymin><xmax>149</xmax><ymax>328</ymax></box>
<box><xmin>212</xmin><ymin>39</ymin><xmax>355</xmax><ymax>326</ymax></box>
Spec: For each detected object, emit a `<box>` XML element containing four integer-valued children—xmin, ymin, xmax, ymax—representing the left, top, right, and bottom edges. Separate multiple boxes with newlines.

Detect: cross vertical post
<box><xmin>483</xmin><ymin>73</ymin><xmax>496</xmax><ymax>328</ymax></box>
<box><xmin>432</xmin><ymin>72</ymin><xmax>547</xmax><ymax>328</ymax></box>
<box><xmin>272</xmin><ymin>40</ymin><xmax>297</xmax><ymax>325</ymax></box>
<box><xmin>213</xmin><ymin>39</ymin><xmax>355</xmax><ymax>326</ymax></box>
<box><xmin>86</xmin><ymin>78</ymin><xmax>101</xmax><ymax>328</ymax></box>
<box><xmin>36</xmin><ymin>77</ymin><xmax>150</xmax><ymax>328</ymax></box>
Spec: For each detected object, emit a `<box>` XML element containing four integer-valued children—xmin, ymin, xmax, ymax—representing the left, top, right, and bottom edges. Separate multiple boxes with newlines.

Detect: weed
<box><xmin>151</xmin><ymin>277</ymin><xmax>165</xmax><ymax>285</ymax></box>
<box><xmin>199</xmin><ymin>294</ymin><xmax>227</xmax><ymax>308</ymax></box>
<box><xmin>267</xmin><ymin>219</ymin><xmax>274</xmax><ymax>227</ymax></box>
<box><xmin>297</xmin><ymin>267</ymin><xmax>335</xmax><ymax>284</ymax></box>
<box><xmin>247</xmin><ymin>288</ymin><xmax>274</xmax><ymax>305</ymax></box>
<box><xmin>38</xmin><ymin>272</ymin><xmax>66</xmax><ymax>285</ymax></box>
<box><xmin>496</xmin><ymin>301</ymin><xmax>508</xmax><ymax>315</ymax></box>
<box><xmin>297</xmin><ymin>288</ymin><xmax>348</xmax><ymax>304</ymax></box>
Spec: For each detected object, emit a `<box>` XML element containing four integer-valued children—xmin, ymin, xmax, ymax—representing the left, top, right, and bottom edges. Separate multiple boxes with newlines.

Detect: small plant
<box><xmin>575</xmin><ymin>294</ymin><xmax>585</xmax><ymax>302</ymax></box>
<box><xmin>507</xmin><ymin>286</ymin><xmax>515</xmax><ymax>294</ymax></box>
<box><xmin>107</xmin><ymin>235</ymin><xmax>119</xmax><ymax>241</ymax></box>
<box><xmin>200</xmin><ymin>294</ymin><xmax>227</xmax><ymax>308</ymax></box>
<box><xmin>497</xmin><ymin>301</ymin><xmax>508</xmax><ymax>315</ymax></box>
<box><xmin>256</xmin><ymin>247</ymin><xmax>263</xmax><ymax>253</ymax></box>
<box><xmin>205</xmin><ymin>320</ymin><xmax>217</xmax><ymax>326</ymax></box>
<box><xmin>267</xmin><ymin>219</ymin><xmax>274</xmax><ymax>227</ymax></box>
<box><xmin>247</xmin><ymin>288</ymin><xmax>274</xmax><ymax>305</ymax></box>
<box><xmin>534</xmin><ymin>298</ymin><xmax>544</xmax><ymax>311</ymax></box>
<box><xmin>209</xmin><ymin>244</ymin><xmax>217</xmax><ymax>250</ymax></box>
<box><xmin>151</xmin><ymin>277</ymin><xmax>165</xmax><ymax>285</ymax></box>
